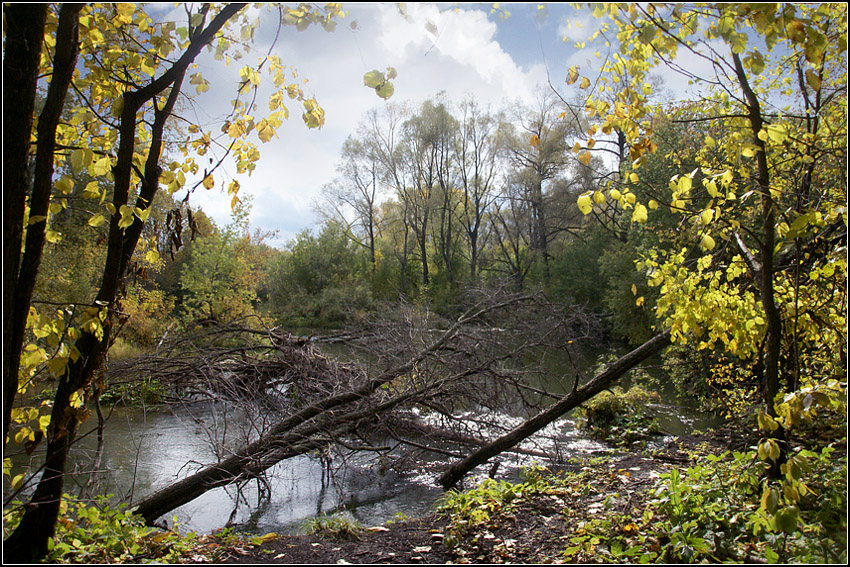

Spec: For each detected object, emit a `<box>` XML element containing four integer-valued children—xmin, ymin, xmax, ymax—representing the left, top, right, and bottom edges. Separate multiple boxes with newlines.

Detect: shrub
<box><xmin>576</xmin><ymin>386</ymin><xmax>661</xmax><ymax>446</ymax></box>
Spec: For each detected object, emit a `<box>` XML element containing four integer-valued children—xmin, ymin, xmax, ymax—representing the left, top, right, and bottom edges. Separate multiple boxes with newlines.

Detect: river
<box><xmin>5</xmin><ymin>346</ymin><xmax>720</xmax><ymax>536</ymax></box>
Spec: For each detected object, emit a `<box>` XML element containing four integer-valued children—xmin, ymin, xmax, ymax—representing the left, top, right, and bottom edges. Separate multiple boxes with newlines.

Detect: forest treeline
<box><xmin>39</xmin><ymin>93</ymin><xmax>660</xmax><ymax>350</ymax></box>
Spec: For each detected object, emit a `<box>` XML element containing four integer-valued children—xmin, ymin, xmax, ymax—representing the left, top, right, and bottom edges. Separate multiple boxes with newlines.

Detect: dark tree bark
<box><xmin>3</xmin><ymin>3</ymin><xmax>60</xmax><ymax>446</ymax></box>
<box><xmin>3</xmin><ymin>5</ymin><xmax>247</xmax><ymax>562</ymax></box>
<box><xmin>731</xmin><ymin>52</ymin><xmax>786</xmax><ymax>477</ymax></box>
<box><xmin>438</xmin><ymin>329</ymin><xmax>671</xmax><ymax>489</ymax></box>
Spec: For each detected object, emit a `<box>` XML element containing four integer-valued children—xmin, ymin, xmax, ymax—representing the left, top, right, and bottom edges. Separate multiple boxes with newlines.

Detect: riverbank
<box><xmin>217</xmin><ymin>425</ymin><xmax>839</xmax><ymax>564</ymax></box>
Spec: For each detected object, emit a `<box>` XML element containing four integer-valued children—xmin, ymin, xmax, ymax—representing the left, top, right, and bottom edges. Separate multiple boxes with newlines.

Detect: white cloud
<box><xmin>177</xmin><ymin>4</ymin><xmax>554</xmax><ymax>246</ymax></box>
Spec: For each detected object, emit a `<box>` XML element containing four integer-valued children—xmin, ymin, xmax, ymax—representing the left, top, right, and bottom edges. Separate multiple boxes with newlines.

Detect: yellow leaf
<box><xmin>530</xmin><ymin>134</ymin><xmax>539</xmax><ymax>147</ymax></box>
<box><xmin>82</xmin><ymin>181</ymin><xmax>100</xmax><ymax>199</ymax></box>
<box><xmin>269</xmin><ymin>91</ymin><xmax>283</xmax><ymax>111</ymax></box>
<box><xmin>118</xmin><ymin>205</ymin><xmax>134</xmax><ymax>229</ymax></box>
<box><xmin>88</xmin><ymin>214</ymin><xmax>107</xmax><ymax>227</ymax></box>
<box><xmin>629</xmin><ymin>173</ymin><xmax>639</xmax><ymax>183</ymax></box>
<box><xmin>256</xmin><ymin>119</ymin><xmax>275</xmax><ymax>143</ymax></box>
<box><xmin>805</xmin><ymin>68</ymin><xmax>821</xmax><ymax>91</ymax></box>
<box><xmin>610</xmin><ymin>188</ymin><xmax>622</xmax><ymax>201</ymax></box>
<box><xmin>567</xmin><ymin>66</ymin><xmax>580</xmax><ymax>85</ymax></box>
<box><xmin>700</xmin><ymin>234</ymin><xmax>715</xmax><ymax>251</ymax></box>
<box><xmin>648</xmin><ymin>199</ymin><xmax>658</xmax><ymax>210</ymax></box>
<box><xmin>202</xmin><ymin>175</ymin><xmax>215</xmax><ymax>190</ymax></box>
<box><xmin>141</xmin><ymin>56</ymin><xmax>156</xmax><ymax>77</ymax></box>
<box><xmin>579</xmin><ymin>77</ymin><xmax>591</xmax><ymax>89</ymax></box>
<box><xmin>115</xmin><ymin>3</ymin><xmax>135</xmax><ymax>25</ymax></box>
<box><xmin>632</xmin><ymin>203</ymin><xmax>648</xmax><ymax>223</ymax></box>
<box><xmin>228</xmin><ymin>121</ymin><xmax>245</xmax><ymax>138</ymax></box>
<box><xmin>69</xmin><ymin>388</ymin><xmax>85</xmax><ymax>409</ymax></box>
<box><xmin>92</xmin><ymin>156</ymin><xmax>111</xmax><ymax>177</ymax></box>
<box><xmin>577</xmin><ymin>193</ymin><xmax>593</xmax><ymax>215</ymax></box>
<box><xmin>578</xmin><ymin>152</ymin><xmax>591</xmax><ymax>166</ymax></box>
<box><xmin>766</xmin><ymin>124</ymin><xmax>788</xmax><ymax>144</ymax></box>
<box><xmin>592</xmin><ymin>191</ymin><xmax>606</xmax><ymax>205</ymax></box>
<box><xmin>54</xmin><ymin>176</ymin><xmax>74</xmax><ymax>195</ymax></box>
<box><xmin>11</xmin><ymin>473</ymin><xmax>26</xmax><ymax>491</ymax></box>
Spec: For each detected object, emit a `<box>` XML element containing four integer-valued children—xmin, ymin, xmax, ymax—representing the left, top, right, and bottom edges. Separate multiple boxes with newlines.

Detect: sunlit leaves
<box><xmin>117</xmin><ymin>205</ymin><xmax>135</xmax><ymax>229</ymax></box>
<box><xmin>577</xmin><ymin>193</ymin><xmax>593</xmax><ymax>215</ymax></box>
<box><xmin>88</xmin><ymin>214</ymin><xmax>107</xmax><ymax>228</ymax></box>
<box><xmin>363</xmin><ymin>67</ymin><xmax>397</xmax><ymax>100</ymax></box>
<box><xmin>302</xmin><ymin>98</ymin><xmax>325</xmax><ymax>128</ymax></box>
<box><xmin>189</xmin><ymin>72</ymin><xmax>210</xmax><ymax>94</ymax></box>
<box><xmin>256</xmin><ymin>119</ymin><xmax>275</xmax><ymax>143</ymax></box>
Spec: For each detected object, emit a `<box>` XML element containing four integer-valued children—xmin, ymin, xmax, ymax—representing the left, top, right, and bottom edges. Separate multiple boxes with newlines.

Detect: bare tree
<box><xmin>454</xmin><ymin>98</ymin><xmax>504</xmax><ymax>280</ymax></box>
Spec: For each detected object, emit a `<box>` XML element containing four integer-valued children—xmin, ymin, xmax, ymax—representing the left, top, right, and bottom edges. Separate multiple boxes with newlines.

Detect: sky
<box><xmin>171</xmin><ymin>3</ymin><xmax>698</xmax><ymax>248</ymax></box>
<box><xmin>159</xmin><ymin>3</ymin><xmax>598</xmax><ymax>247</ymax></box>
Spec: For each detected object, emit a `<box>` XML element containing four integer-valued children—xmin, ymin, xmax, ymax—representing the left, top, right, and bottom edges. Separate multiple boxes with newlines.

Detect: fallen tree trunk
<box><xmin>438</xmin><ymin>329</ymin><xmax>672</xmax><ymax>489</ymax></box>
<box><xmin>133</xmin><ymin>297</ymin><xmax>530</xmax><ymax>524</ymax></box>
<box><xmin>385</xmin><ymin>417</ymin><xmax>554</xmax><ymax>459</ymax></box>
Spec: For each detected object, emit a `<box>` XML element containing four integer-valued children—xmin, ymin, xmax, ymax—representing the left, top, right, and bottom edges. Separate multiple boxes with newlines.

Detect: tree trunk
<box><xmin>732</xmin><ymin>53</ymin><xmax>785</xmax><ymax>477</ymax></box>
<box><xmin>3</xmin><ymin>6</ymin><xmax>247</xmax><ymax>561</ymax></box>
<box><xmin>3</xmin><ymin>3</ymin><xmax>60</xmax><ymax>446</ymax></box>
<box><xmin>438</xmin><ymin>329</ymin><xmax>671</xmax><ymax>489</ymax></box>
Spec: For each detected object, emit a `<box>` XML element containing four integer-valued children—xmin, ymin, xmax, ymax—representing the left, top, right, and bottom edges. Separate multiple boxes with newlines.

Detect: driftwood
<box><xmin>438</xmin><ymin>329</ymin><xmax>672</xmax><ymax>489</ymax></box>
<box><xmin>132</xmin><ymin>294</ymin><xmax>554</xmax><ymax>523</ymax></box>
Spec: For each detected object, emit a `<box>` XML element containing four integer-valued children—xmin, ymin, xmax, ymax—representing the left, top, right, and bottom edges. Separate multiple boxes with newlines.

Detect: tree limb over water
<box><xmin>438</xmin><ymin>328</ymin><xmax>672</xmax><ymax>489</ymax></box>
<box><xmin>117</xmin><ymin>290</ymin><xmax>607</xmax><ymax>524</ymax></box>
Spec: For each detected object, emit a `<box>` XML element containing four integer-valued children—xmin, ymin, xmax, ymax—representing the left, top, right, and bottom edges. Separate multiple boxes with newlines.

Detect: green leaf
<box><xmin>363</xmin><ymin>70</ymin><xmax>385</xmax><ymax>88</ymax></box>
<box><xmin>375</xmin><ymin>81</ymin><xmax>394</xmax><ymax>100</ymax></box>
<box><xmin>774</xmin><ymin>506</ymin><xmax>799</xmax><ymax>534</ymax></box>
<box><xmin>805</xmin><ymin>68</ymin><xmax>821</xmax><ymax>91</ymax></box>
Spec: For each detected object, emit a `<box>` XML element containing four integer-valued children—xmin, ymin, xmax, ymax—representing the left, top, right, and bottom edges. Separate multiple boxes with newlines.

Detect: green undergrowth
<box><xmin>576</xmin><ymin>386</ymin><xmax>661</xmax><ymax>447</ymax></box>
<box><xmin>299</xmin><ymin>511</ymin><xmax>365</xmax><ymax>540</ymax></box>
<box><xmin>2</xmin><ymin>494</ymin><xmax>276</xmax><ymax>563</ymax></box>
<box><xmin>437</xmin><ymin>443</ymin><xmax>846</xmax><ymax>563</ymax></box>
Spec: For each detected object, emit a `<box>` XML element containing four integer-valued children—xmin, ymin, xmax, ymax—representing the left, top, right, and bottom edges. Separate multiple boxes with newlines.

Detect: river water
<box><xmin>6</xmin><ymin>348</ymin><xmax>721</xmax><ymax>535</ymax></box>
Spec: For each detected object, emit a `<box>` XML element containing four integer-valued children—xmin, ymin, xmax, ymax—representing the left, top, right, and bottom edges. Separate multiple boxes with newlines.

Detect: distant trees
<box><xmin>316</xmin><ymin>93</ymin><xmax>600</xmax><ymax>307</ymax></box>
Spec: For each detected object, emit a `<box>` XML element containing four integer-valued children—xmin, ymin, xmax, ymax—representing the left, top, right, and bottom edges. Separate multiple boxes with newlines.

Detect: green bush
<box><xmin>577</xmin><ymin>386</ymin><xmax>661</xmax><ymax>446</ymax></box>
<box><xmin>299</xmin><ymin>512</ymin><xmax>364</xmax><ymax>540</ymax></box>
<box><xmin>652</xmin><ymin>448</ymin><xmax>847</xmax><ymax>563</ymax></box>
<box><xmin>2</xmin><ymin>494</ymin><xmax>209</xmax><ymax>563</ymax></box>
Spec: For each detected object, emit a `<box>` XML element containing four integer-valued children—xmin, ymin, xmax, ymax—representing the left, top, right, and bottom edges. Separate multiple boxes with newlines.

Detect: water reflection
<box><xmin>6</xmin><ymin>344</ymin><xmax>721</xmax><ymax>535</ymax></box>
